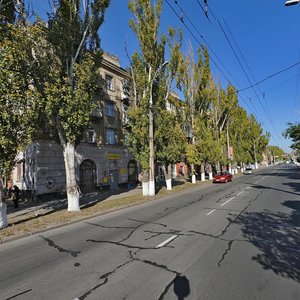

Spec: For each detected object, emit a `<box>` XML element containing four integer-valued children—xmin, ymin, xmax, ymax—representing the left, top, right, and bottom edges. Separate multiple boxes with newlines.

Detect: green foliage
<box><xmin>0</xmin><ymin>23</ymin><xmax>40</xmax><ymax>173</ymax></box>
<box><xmin>284</xmin><ymin>122</ymin><xmax>300</xmax><ymax>151</ymax></box>
<box><xmin>186</xmin><ymin>144</ymin><xmax>199</xmax><ymax>166</ymax></box>
<box><xmin>155</xmin><ymin>110</ymin><xmax>186</xmax><ymax>165</ymax></box>
<box><xmin>0</xmin><ymin>0</ymin><xmax>17</xmax><ymax>38</ymax></box>
<box><xmin>266</xmin><ymin>145</ymin><xmax>285</xmax><ymax>157</ymax></box>
<box><xmin>0</xmin><ymin>1</ymin><xmax>110</xmax><ymax>179</ymax></box>
<box><xmin>125</xmin><ymin>107</ymin><xmax>149</xmax><ymax>170</ymax></box>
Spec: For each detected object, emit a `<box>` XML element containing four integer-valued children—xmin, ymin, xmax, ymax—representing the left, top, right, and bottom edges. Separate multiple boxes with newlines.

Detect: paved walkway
<box><xmin>6</xmin><ymin>186</ymin><xmax>142</xmax><ymax>226</ymax></box>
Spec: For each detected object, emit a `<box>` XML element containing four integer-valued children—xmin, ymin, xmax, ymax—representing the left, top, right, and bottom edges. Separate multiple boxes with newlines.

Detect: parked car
<box><xmin>213</xmin><ymin>171</ymin><xmax>233</xmax><ymax>183</ymax></box>
<box><xmin>243</xmin><ymin>167</ymin><xmax>253</xmax><ymax>175</ymax></box>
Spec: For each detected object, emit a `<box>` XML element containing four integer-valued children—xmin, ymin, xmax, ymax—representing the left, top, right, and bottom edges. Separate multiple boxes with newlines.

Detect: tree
<box><xmin>155</xmin><ymin>108</ymin><xmax>186</xmax><ymax>190</ymax></box>
<box><xmin>0</xmin><ymin>0</ymin><xmax>16</xmax><ymax>33</ymax></box>
<box><xmin>127</xmin><ymin>0</ymin><xmax>166</xmax><ymax>195</ymax></box>
<box><xmin>266</xmin><ymin>145</ymin><xmax>285</xmax><ymax>164</ymax></box>
<box><xmin>177</xmin><ymin>44</ymin><xmax>205</xmax><ymax>183</ymax></box>
<box><xmin>284</xmin><ymin>122</ymin><xmax>300</xmax><ymax>157</ymax></box>
<box><xmin>0</xmin><ymin>25</ymin><xmax>39</xmax><ymax>175</ymax></box>
<box><xmin>0</xmin><ymin>1</ymin><xmax>110</xmax><ymax>212</ymax></box>
<box><xmin>39</xmin><ymin>0</ymin><xmax>110</xmax><ymax>211</ymax></box>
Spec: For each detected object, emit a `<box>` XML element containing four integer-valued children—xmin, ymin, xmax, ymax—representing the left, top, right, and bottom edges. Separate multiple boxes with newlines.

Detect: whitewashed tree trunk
<box><xmin>148</xmin><ymin>180</ymin><xmax>155</xmax><ymax>196</ymax></box>
<box><xmin>209</xmin><ymin>172</ymin><xmax>213</xmax><ymax>180</ymax></box>
<box><xmin>163</xmin><ymin>164</ymin><xmax>173</xmax><ymax>191</ymax></box>
<box><xmin>63</xmin><ymin>142</ymin><xmax>80</xmax><ymax>211</ymax></box>
<box><xmin>166</xmin><ymin>179</ymin><xmax>172</xmax><ymax>190</ymax></box>
<box><xmin>192</xmin><ymin>174</ymin><xmax>196</xmax><ymax>184</ymax></box>
<box><xmin>201</xmin><ymin>172</ymin><xmax>205</xmax><ymax>181</ymax></box>
<box><xmin>142</xmin><ymin>181</ymin><xmax>149</xmax><ymax>196</ymax></box>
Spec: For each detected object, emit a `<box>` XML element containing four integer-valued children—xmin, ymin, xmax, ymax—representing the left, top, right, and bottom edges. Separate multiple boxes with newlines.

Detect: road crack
<box><xmin>40</xmin><ymin>236</ymin><xmax>80</xmax><ymax>257</ymax></box>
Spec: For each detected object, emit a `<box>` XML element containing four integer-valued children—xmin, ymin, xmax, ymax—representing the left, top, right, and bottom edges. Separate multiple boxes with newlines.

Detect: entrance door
<box><xmin>109</xmin><ymin>170</ymin><xmax>119</xmax><ymax>191</ymax></box>
<box><xmin>127</xmin><ymin>160</ymin><xmax>138</xmax><ymax>184</ymax></box>
<box><xmin>79</xmin><ymin>160</ymin><xmax>96</xmax><ymax>193</ymax></box>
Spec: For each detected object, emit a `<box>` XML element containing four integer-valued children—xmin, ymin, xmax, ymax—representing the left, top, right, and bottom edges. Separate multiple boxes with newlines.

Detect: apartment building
<box><xmin>11</xmin><ymin>52</ymin><xmax>139</xmax><ymax>198</ymax></box>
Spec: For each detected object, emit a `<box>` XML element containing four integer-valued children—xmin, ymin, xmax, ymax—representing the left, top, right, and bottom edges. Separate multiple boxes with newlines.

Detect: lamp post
<box><xmin>148</xmin><ymin>61</ymin><xmax>168</xmax><ymax>196</ymax></box>
<box><xmin>285</xmin><ymin>0</ymin><xmax>300</xmax><ymax>6</ymax></box>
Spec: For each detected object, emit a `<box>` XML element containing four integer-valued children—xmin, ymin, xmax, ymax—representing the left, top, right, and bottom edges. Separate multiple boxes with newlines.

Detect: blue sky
<box><xmin>28</xmin><ymin>0</ymin><xmax>300</xmax><ymax>153</ymax></box>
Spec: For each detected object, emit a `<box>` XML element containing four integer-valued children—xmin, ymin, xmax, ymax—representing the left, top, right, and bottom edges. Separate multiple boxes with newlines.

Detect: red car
<box><xmin>213</xmin><ymin>171</ymin><xmax>233</xmax><ymax>183</ymax></box>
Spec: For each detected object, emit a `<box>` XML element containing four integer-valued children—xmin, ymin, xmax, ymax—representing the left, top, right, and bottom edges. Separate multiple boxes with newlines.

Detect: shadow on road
<box><xmin>173</xmin><ymin>275</ymin><xmax>190</xmax><ymax>300</ymax></box>
<box><xmin>235</xmin><ymin>202</ymin><xmax>300</xmax><ymax>282</ymax></box>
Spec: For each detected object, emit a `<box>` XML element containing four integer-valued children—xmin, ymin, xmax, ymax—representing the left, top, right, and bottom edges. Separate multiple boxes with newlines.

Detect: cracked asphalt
<box><xmin>1</xmin><ymin>163</ymin><xmax>300</xmax><ymax>299</ymax></box>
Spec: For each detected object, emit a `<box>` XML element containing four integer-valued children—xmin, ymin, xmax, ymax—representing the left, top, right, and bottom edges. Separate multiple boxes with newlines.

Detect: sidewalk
<box><xmin>6</xmin><ymin>186</ymin><xmax>142</xmax><ymax>226</ymax></box>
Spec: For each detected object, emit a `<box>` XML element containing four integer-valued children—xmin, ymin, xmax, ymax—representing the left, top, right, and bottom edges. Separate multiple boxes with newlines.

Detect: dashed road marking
<box><xmin>237</xmin><ymin>190</ymin><xmax>245</xmax><ymax>196</ymax></box>
<box><xmin>155</xmin><ymin>235</ymin><xmax>178</xmax><ymax>248</ymax></box>
<box><xmin>206</xmin><ymin>209</ymin><xmax>216</xmax><ymax>216</ymax></box>
<box><xmin>220</xmin><ymin>197</ymin><xmax>235</xmax><ymax>207</ymax></box>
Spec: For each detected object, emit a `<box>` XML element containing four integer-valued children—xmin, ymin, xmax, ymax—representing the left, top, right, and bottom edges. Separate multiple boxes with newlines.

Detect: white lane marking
<box><xmin>206</xmin><ymin>209</ymin><xmax>216</xmax><ymax>216</ymax></box>
<box><xmin>155</xmin><ymin>235</ymin><xmax>178</xmax><ymax>248</ymax></box>
<box><xmin>220</xmin><ymin>197</ymin><xmax>235</xmax><ymax>207</ymax></box>
<box><xmin>237</xmin><ymin>190</ymin><xmax>245</xmax><ymax>196</ymax></box>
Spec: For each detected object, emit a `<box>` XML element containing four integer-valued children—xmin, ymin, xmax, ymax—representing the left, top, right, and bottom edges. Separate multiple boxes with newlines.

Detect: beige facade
<box><xmin>12</xmin><ymin>53</ymin><xmax>139</xmax><ymax>198</ymax></box>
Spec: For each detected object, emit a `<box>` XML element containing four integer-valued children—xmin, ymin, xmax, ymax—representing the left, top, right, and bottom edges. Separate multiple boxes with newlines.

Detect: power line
<box><xmin>195</xmin><ymin>1</ymin><xmax>286</xmax><ymax>149</ymax></box>
<box><xmin>173</xmin><ymin>0</ymin><xmax>240</xmax><ymax>88</ymax></box>
<box><xmin>238</xmin><ymin>60</ymin><xmax>300</xmax><ymax>93</ymax></box>
<box><xmin>217</xmin><ymin>19</ymin><xmax>274</xmax><ymax>126</ymax></box>
<box><xmin>169</xmin><ymin>0</ymin><xmax>264</xmax><ymax>123</ymax></box>
<box><xmin>164</xmin><ymin>0</ymin><xmax>232</xmax><ymax>84</ymax></box>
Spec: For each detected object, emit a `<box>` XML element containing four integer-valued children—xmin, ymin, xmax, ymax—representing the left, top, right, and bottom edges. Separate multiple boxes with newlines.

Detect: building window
<box><xmin>105</xmin><ymin>103</ymin><xmax>115</xmax><ymax>117</ymax></box>
<box><xmin>88</xmin><ymin>129</ymin><xmax>96</xmax><ymax>143</ymax></box>
<box><xmin>106</xmin><ymin>75</ymin><xmax>114</xmax><ymax>91</ymax></box>
<box><xmin>106</xmin><ymin>129</ymin><xmax>115</xmax><ymax>145</ymax></box>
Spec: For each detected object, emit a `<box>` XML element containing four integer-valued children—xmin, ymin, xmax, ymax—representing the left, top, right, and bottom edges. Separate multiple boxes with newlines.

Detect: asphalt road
<box><xmin>1</xmin><ymin>164</ymin><xmax>300</xmax><ymax>300</ymax></box>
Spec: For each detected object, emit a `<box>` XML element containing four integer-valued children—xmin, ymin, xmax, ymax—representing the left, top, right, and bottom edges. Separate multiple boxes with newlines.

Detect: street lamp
<box><xmin>148</xmin><ymin>61</ymin><xmax>168</xmax><ymax>196</ymax></box>
<box><xmin>285</xmin><ymin>0</ymin><xmax>300</xmax><ymax>6</ymax></box>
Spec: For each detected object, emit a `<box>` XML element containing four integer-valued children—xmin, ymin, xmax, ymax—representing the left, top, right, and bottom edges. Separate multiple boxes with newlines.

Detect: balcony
<box><xmin>91</xmin><ymin>108</ymin><xmax>102</xmax><ymax>118</ymax></box>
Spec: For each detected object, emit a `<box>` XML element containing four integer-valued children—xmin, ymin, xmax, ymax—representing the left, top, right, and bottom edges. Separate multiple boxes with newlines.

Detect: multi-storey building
<box><xmin>11</xmin><ymin>52</ymin><xmax>139</xmax><ymax>199</ymax></box>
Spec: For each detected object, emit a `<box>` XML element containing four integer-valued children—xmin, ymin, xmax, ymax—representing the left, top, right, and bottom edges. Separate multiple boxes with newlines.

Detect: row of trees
<box><xmin>125</xmin><ymin>0</ymin><xmax>271</xmax><ymax>195</ymax></box>
<box><xmin>0</xmin><ymin>0</ymin><xmax>282</xmax><ymax>213</ymax></box>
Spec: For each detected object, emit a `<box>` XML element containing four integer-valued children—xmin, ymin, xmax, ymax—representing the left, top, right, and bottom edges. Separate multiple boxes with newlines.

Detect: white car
<box><xmin>243</xmin><ymin>167</ymin><xmax>253</xmax><ymax>175</ymax></box>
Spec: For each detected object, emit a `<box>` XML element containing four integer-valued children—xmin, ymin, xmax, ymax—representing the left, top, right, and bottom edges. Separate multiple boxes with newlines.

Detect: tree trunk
<box><xmin>63</xmin><ymin>142</ymin><xmax>80</xmax><ymax>211</ymax></box>
<box><xmin>162</xmin><ymin>164</ymin><xmax>172</xmax><ymax>191</ymax></box>
<box><xmin>142</xmin><ymin>170</ymin><xmax>149</xmax><ymax>196</ymax></box>
<box><xmin>200</xmin><ymin>163</ymin><xmax>205</xmax><ymax>182</ymax></box>
<box><xmin>208</xmin><ymin>164</ymin><xmax>213</xmax><ymax>180</ymax></box>
<box><xmin>0</xmin><ymin>179</ymin><xmax>8</xmax><ymax>229</ymax></box>
<box><xmin>191</xmin><ymin>163</ymin><xmax>196</xmax><ymax>184</ymax></box>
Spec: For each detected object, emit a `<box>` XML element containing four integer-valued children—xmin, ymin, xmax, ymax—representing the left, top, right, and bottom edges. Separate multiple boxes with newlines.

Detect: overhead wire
<box><xmin>171</xmin><ymin>0</ymin><xmax>263</xmax><ymax>122</ymax></box>
<box><xmin>217</xmin><ymin>19</ymin><xmax>273</xmax><ymax>124</ymax></box>
<box><xmin>202</xmin><ymin>1</ymin><xmax>289</xmax><ymax>150</ymax></box>
<box><xmin>222</xmin><ymin>18</ymin><xmax>270</xmax><ymax>113</ymax></box>
<box><xmin>164</xmin><ymin>0</ymin><xmax>233</xmax><ymax>85</ymax></box>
